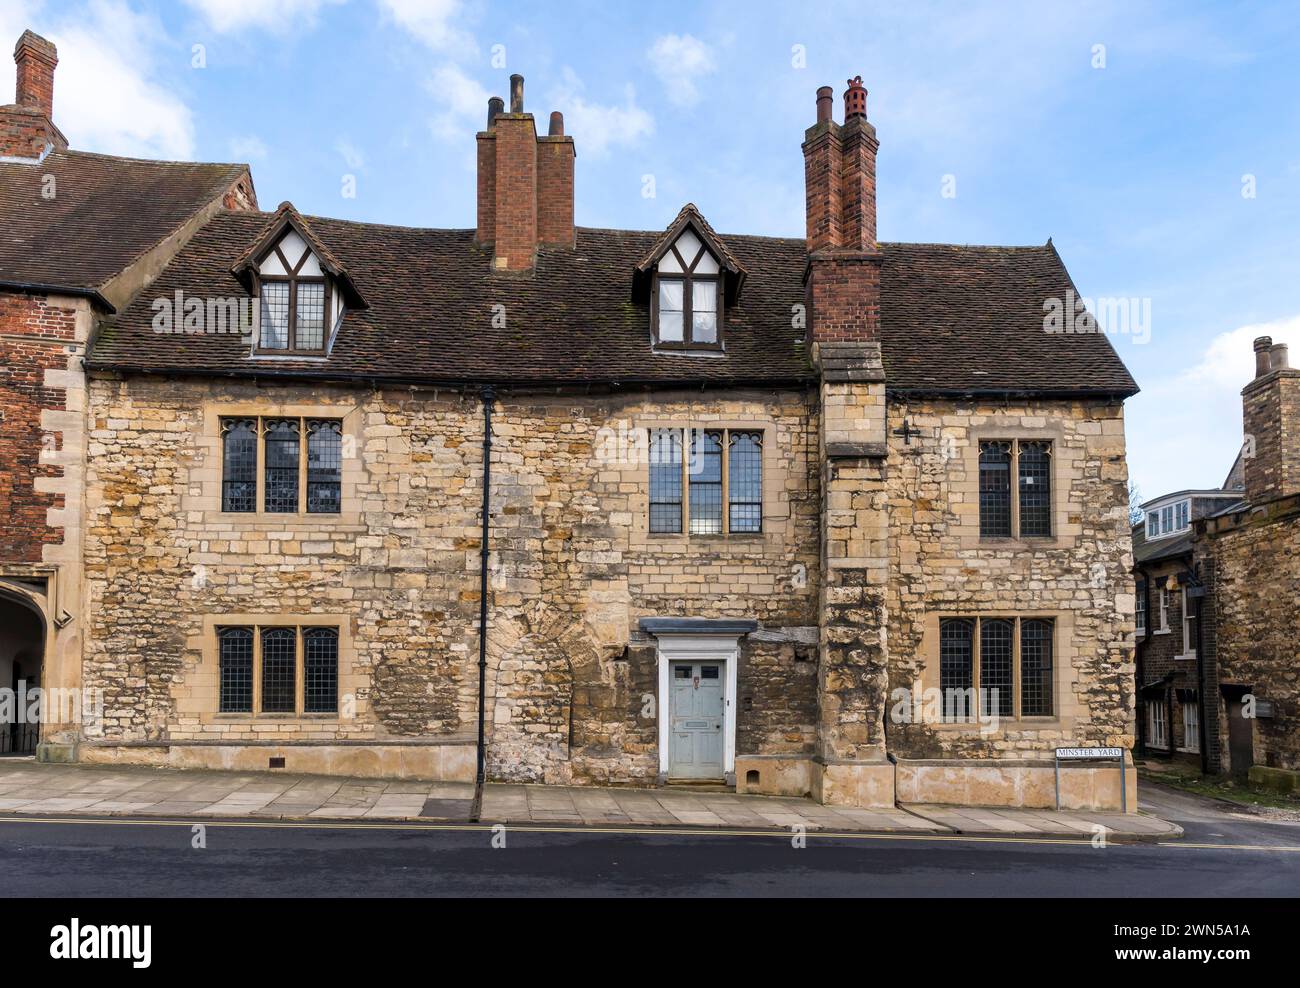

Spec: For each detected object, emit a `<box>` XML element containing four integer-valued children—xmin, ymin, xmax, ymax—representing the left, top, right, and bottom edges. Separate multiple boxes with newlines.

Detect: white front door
<box><xmin>668</xmin><ymin>661</ymin><xmax>725</xmax><ymax>780</ymax></box>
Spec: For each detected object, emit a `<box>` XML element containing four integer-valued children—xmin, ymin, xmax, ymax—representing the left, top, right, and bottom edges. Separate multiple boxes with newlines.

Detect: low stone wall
<box><xmin>896</xmin><ymin>756</ymin><xmax>1137</xmax><ymax>812</ymax></box>
<box><xmin>80</xmin><ymin>740</ymin><xmax>476</xmax><ymax>782</ymax></box>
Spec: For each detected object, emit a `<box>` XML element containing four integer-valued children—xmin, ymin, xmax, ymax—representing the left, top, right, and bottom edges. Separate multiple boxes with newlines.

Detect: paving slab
<box><xmin>0</xmin><ymin>762</ymin><xmax>1181</xmax><ymax>839</ymax></box>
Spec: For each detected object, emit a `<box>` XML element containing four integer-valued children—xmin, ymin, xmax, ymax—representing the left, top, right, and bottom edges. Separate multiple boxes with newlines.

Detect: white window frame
<box><xmin>1179</xmin><ymin>587</ymin><xmax>1197</xmax><ymax>659</ymax></box>
<box><xmin>1146</xmin><ymin>511</ymin><xmax>1160</xmax><ymax>538</ymax></box>
<box><xmin>1135</xmin><ymin>585</ymin><xmax>1146</xmax><ymax>637</ymax></box>
<box><xmin>1181</xmin><ymin>700</ymin><xmax>1200</xmax><ymax>753</ymax></box>
<box><xmin>1148</xmin><ymin>701</ymin><xmax>1167</xmax><ymax>749</ymax></box>
<box><xmin>1155</xmin><ymin>586</ymin><xmax>1170</xmax><ymax>634</ymax></box>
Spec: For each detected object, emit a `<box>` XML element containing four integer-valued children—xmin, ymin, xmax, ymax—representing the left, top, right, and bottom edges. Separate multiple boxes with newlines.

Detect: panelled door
<box><xmin>668</xmin><ymin>661</ymin><xmax>725</xmax><ymax>779</ymax></box>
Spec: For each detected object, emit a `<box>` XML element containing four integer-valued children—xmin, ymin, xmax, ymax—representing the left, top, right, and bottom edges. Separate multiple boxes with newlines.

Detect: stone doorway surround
<box><xmin>640</xmin><ymin>618</ymin><xmax>756</xmax><ymax>787</ymax></box>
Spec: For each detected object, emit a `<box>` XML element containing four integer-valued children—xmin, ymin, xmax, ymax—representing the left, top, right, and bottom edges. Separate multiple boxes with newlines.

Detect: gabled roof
<box><xmin>87</xmin><ymin>206</ymin><xmax>1140</xmax><ymax>396</ymax></box>
<box><xmin>0</xmin><ymin>149</ymin><xmax>249</xmax><ymax>305</ymax></box>
<box><xmin>231</xmin><ymin>200</ymin><xmax>367</xmax><ymax>309</ymax></box>
<box><xmin>634</xmin><ymin>203</ymin><xmax>746</xmax><ymax>304</ymax></box>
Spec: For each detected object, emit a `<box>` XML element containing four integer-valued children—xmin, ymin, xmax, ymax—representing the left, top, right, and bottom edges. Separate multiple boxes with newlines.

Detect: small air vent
<box><xmin>268</xmin><ymin>756</ymin><xmax>286</xmax><ymax>769</ymax></box>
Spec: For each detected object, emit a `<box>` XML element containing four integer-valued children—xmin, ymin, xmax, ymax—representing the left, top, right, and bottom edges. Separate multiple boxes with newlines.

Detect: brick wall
<box><xmin>0</xmin><ymin>292</ymin><xmax>77</xmax><ymax>562</ymax></box>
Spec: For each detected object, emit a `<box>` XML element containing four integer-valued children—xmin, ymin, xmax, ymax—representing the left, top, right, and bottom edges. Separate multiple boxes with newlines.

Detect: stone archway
<box><xmin>0</xmin><ymin>583</ymin><xmax>47</xmax><ymax>755</ymax></box>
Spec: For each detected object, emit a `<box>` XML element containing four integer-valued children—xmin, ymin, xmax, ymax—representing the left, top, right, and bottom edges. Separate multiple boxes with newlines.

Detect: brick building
<box><xmin>1</xmin><ymin>37</ymin><xmax>1142</xmax><ymax>809</ymax></box>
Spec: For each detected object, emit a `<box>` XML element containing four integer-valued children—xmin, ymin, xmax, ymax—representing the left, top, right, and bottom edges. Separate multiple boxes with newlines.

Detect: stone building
<box><xmin>1132</xmin><ymin>336</ymin><xmax>1300</xmax><ymax>792</ymax></box>
<box><xmin>1</xmin><ymin>34</ymin><xmax>1141</xmax><ymax>808</ymax></box>
<box><xmin>1194</xmin><ymin>338</ymin><xmax>1300</xmax><ymax>789</ymax></box>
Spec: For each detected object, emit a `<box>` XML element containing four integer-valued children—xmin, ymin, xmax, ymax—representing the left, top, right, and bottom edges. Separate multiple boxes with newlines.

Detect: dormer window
<box><xmin>653</xmin><ymin>229</ymin><xmax>722</xmax><ymax>349</ymax></box>
<box><xmin>634</xmin><ymin>204</ymin><xmax>746</xmax><ymax>355</ymax></box>
<box><xmin>231</xmin><ymin>201</ymin><xmax>368</xmax><ymax>360</ymax></box>
<box><xmin>257</xmin><ymin>231</ymin><xmax>330</xmax><ymax>354</ymax></box>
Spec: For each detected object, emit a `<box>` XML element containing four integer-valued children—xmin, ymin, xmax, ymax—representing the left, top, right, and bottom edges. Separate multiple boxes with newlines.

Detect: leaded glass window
<box><xmin>649</xmin><ymin>429</ymin><xmax>683</xmax><ymax>533</ymax></box>
<box><xmin>218</xmin><ymin>627</ymin><xmax>253</xmax><ymax>713</ymax></box>
<box><xmin>1018</xmin><ymin>440</ymin><xmax>1052</xmax><ymax>537</ymax></box>
<box><xmin>688</xmin><ymin>429</ymin><xmax>724</xmax><ymax>535</ymax></box>
<box><xmin>939</xmin><ymin>618</ymin><xmax>974</xmax><ymax>722</ymax></box>
<box><xmin>647</xmin><ymin>427</ymin><xmax>763</xmax><ymax>536</ymax></box>
<box><xmin>295</xmin><ymin>282</ymin><xmax>326</xmax><ymax>350</ymax></box>
<box><xmin>263</xmin><ymin>419</ymin><xmax>300</xmax><ymax>513</ymax></box>
<box><xmin>307</xmin><ymin>420</ymin><xmax>342</xmax><ymax>514</ymax></box>
<box><xmin>979</xmin><ymin>618</ymin><xmax>1014</xmax><ymax>718</ymax></box>
<box><xmin>260</xmin><ymin>627</ymin><xmax>297</xmax><ymax>714</ymax></box>
<box><xmin>260</xmin><ymin>281</ymin><xmax>290</xmax><ymax>349</ymax></box>
<box><xmin>221</xmin><ymin>419</ymin><xmax>257</xmax><ymax>512</ymax></box>
<box><xmin>652</xmin><ymin>228</ymin><xmax>723</xmax><ymax>349</ymax></box>
<box><xmin>728</xmin><ymin>431</ymin><xmax>762</xmax><ymax>533</ymax></box>
<box><xmin>979</xmin><ymin>441</ymin><xmax>1012</xmax><ymax>537</ymax></box>
<box><xmin>303</xmin><ymin>627</ymin><xmax>338</xmax><ymax>714</ymax></box>
<box><xmin>1020</xmin><ymin>619</ymin><xmax>1054</xmax><ymax>716</ymax></box>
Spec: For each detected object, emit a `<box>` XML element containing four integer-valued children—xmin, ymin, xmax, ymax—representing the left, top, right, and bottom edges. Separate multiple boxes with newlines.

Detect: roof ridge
<box><xmin>57</xmin><ymin>148</ymin><xmax>246</xmax><ymax>171</ymax></box>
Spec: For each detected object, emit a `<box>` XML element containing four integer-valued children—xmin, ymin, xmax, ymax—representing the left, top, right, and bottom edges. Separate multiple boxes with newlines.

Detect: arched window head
<box><xmin>653</xmin><ymin>227</ymin><xmax>722</xmax><ymax>350</ymax></box>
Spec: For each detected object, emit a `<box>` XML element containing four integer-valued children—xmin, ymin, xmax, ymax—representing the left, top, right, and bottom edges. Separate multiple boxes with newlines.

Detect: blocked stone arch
<box><xmin>483</xmin><ymin>601</ymin><xmax>601</xmax><ymax>784</ymax></box>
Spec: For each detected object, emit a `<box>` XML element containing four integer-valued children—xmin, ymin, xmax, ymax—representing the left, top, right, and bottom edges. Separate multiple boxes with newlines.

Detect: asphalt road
<box><xmin>0</xmin><ymin>782</ymin><xmax>1296</xmax><ymax>897</ymax></box>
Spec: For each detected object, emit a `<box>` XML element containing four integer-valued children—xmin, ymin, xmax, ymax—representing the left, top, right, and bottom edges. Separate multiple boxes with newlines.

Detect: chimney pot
<box><xmin>844</xmin><ymin>75</ymin><xmax>867</xmax><ymax>119</ymax></box>
<box><xmin>1255</xmin><ymin>336</ymin><xmax>1274</xmax><ymax>377</ymax></box>
<box><xmin>509</xmin><ymin>74</ymin><xmax>524</xmax><ymax>113</ymax></box>
<box><xmin>815</xmin><ymin>85</ymin><xmax>833</xmax><ymax>124</ymax></box>
<box><xmin>1271</xmin><ymin>342</ymin><xmax>1290</xmax><ymax>371</ymax></box>
<box><xmin>487</xmin><ymin>96</ymin><xmax>504</xmax><ymax>128</ymax></box>
<box><xmin>548</xmin><ymin>111</ymin><xmax>564</xmax><ymax>137</ymax></box>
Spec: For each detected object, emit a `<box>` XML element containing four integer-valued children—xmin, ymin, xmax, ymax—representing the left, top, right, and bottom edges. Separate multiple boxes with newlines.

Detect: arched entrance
<box><xmin>0</xmin><ymin>586</ymin><xmax>45</xmax><ymax>755</ymax></box>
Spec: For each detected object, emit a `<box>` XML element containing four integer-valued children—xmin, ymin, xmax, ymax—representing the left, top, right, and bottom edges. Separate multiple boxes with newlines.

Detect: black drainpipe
<box><xmin>470</xmin><ymin>385</ymin><xmax>495</xmax><ymax>821</ymax></box>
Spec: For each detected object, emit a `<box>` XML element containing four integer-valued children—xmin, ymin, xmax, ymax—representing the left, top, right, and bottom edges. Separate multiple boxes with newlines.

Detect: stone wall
<box><xmin>81</xmin><ymin>376</ymin><xmax>821</xmax><ymax>784</ymax></box>
<box><xmin>1196</xmin><ymin>495</ymin><xmax>1300</xmax><ymax>773</ymax></box>
<box><xmin>883</xmin><ymin>396</ymin><xmax>1135</xmax><ymax>763</ymax></box>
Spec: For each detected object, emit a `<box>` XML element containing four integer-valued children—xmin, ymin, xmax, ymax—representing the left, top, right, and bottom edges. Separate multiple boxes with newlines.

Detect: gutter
<box><xmin>0</xmin><ymin>279</ymin><xmax>115</xmax><ymax>313</ymax></box>
<box><xmin>469</xmin><ymin>385</ymin><xmax>495</xmax><ymax>822</ymax></box>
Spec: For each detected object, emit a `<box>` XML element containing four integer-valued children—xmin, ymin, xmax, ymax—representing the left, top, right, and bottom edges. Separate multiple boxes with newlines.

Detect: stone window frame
<box><xmin>189</xmin><ymin>613</ymin><xmax>361</xmax><ymax>728</ymax></box>
<box><xmin>960</xmin><ymin>423</ymin><xmax>1076</xmax><ymax>550</ymax></box>
<box><xmin>637</xmin><ymin>421</ymin><xmax>775</xmax><ymax>541</ymax></box>
<box><xmin>919</xmin><ymin>609</ymin><xmax>1079</xmax><ymax>734</ymax></box>
<box><xmin>193</xmin><ymin>401</ymin><xmax>363</xmax><ymax>527</ymax></box>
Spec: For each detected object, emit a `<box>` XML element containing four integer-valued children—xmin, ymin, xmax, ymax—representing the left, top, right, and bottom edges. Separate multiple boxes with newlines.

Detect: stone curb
<box><xmin>0</xmin><ymin>804</ymin><xmax>1182</xmax><ymax>840</ymax></box>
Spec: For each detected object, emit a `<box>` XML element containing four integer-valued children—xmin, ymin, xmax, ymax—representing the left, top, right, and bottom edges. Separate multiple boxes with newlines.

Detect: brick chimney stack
<box><xmin>1243</xmin><ymin>335</ymin><xmax>1300</xmax><ymax>504</ymax></box>
<box><xmin>1</xmin><ymin>30</ymin><xmax>67</xmax><ymax>159</ymax></box>
<box><xmin>475</xmin><ymin>74</ymin><xmax>576</xmax><ymax>270</ymax></box>
<box><xmin>802</xmin><ymin>77</ymin><xmax>882</xmax><ymax>346</ymax></box>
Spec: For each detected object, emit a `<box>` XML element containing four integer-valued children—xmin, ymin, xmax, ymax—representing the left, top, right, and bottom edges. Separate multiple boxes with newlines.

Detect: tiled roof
<box><xmin>1132</xmin><ymin>524</ymin><xmax>1194</xmax><ymax>565</ymax></box>
<box><xmin>87</xmin><ymin>208</ymin><xmax>1139</xmax><ymax>395</ymax></box>
<box><xmin>0</xmin><ymin>149</ymin><xmax>247</xmax><ymax>297</ymax></box>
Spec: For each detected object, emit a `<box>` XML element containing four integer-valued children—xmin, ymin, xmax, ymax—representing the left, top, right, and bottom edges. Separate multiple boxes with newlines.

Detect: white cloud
<box><xmin>335</xmin><ymin>137</ymin><xmax>366</xmax><ymax>170</ymax></box>
<box><xmin>229</xmin><ymin>134</ymin><xmax>268</xmax><ymax>160</ymax></box>
<box><xmin>1183</xmin><ymin>315</ymin><xmax>1300</xmax><ymax>391</ymax></box>
<box><xmin>7</xmin><ymin>0</ymin><xmax>196</xmax><ymax>159</ymax></box>
<box><xmin>647</xmin><ymin>33</ymin><xmax>715</xmax><ymax>107</ymax></box>
<box><xmin>378</xmin><ymin>0</ymin><xmax>473</xmax><ymax>53</ymax></box>
<box><xmin>426</xmin><ymin>62</ymin><xmax>490</xmax><ymax>143</ymax></box>
<box><xmin>547</xmin><ymin>68</ymin><xmax>653</xmax><ymax>158</ymax></box>
<box><xmin>1128</xmin><ymin>314</ymin><xmax>1300</xmax><ymax>497</ymax></box>
<box><xmin>184</xmin><ymin>0</ymin><xmax>344</xmax><ymax>34</ymax></box>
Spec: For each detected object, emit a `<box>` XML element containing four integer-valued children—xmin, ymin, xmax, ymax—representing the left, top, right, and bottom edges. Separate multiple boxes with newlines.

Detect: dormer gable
<box><xmin>634</xmin><ymin>204</ymin><xmax>746</xmax><ymax>351</ymax></box>
<box><xmin>231</xmin><ymin>201</ymin><xmax>366</xmax><ymax>356</ymax></box>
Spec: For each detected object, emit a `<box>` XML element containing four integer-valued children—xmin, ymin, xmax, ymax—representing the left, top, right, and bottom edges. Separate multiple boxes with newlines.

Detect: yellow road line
<box><xmin>4</xmin><ymin>813</ymin><xmax>1292</xmax><ymax>850</ymax></box>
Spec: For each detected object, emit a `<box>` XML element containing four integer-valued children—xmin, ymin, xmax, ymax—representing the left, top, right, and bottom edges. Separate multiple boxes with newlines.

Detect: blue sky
<box><xmin>4</xmin><ymin>0</ymin><xmax>1299</xmax><ymax>500</ymax></box>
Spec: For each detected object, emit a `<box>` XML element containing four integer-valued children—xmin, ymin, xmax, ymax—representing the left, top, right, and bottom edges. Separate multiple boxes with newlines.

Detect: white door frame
<box><xmin>655</xmin><ymin>633</ymin><xmax>740</xmax><ymax>783</ymax></box>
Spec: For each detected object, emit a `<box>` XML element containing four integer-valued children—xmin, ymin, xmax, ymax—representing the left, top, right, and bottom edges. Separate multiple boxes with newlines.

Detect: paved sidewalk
<box><xmin>0</xmin><ymin>760</ymin><xmax>1180</xmax><ymax>839</ymax></box>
